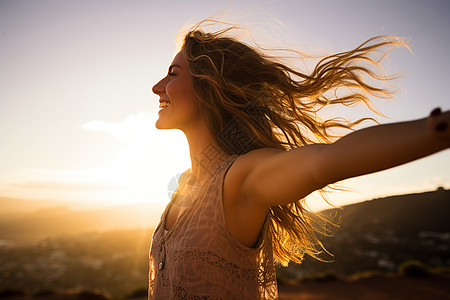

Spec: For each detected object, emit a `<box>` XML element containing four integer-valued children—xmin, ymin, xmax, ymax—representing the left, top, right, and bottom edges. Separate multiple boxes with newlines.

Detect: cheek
<box><xmin>167</xmin><ymin>80</ymin><xmax>197</xmax><ymax>106</ymax></box>
<box><xmin>165</xmin><ymin>82</ymin><xmax>176</xmax><ymax>99</ymax></box>
<box><xmin>166</xmin><ymin>80</ymin><xmax>185</xmax><ymax>100</ymax></box>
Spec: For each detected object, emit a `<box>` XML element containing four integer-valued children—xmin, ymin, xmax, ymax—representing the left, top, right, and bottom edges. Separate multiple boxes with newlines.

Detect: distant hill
<box><xmin>282</xmin><ymin>187</ymin><xmax>450</xmax><ymax>277</ymax></box>
<box><xmin>0</xmin><ymin>197</ymin><xmax>61</xmax><ymax>213</ymax></box>
<box><xmin>0</xmin><ymin>199</ymin><xmax>166</xmax><ymax>241</ymax></box>
<box><xmin>329</xmin><ymin>187</ymin><xmax>450</xmax><ymax>235</ymax></box>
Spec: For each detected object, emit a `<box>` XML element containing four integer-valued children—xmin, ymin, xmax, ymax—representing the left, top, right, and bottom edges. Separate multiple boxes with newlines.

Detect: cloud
<box><xmin>81</xmin><ymin>112</ymin><xmax>190</xmax><ymax>176</ymax></box>
<box><xmin>81</xmin><ymin>111</ymin><xmax>154</xmax><ymax>142</ymax></box>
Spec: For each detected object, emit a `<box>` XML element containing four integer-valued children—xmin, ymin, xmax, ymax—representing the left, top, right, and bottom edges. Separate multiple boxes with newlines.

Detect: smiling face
<box><xmin>152</xmin><ymin>50</ymin><xmax>201</xmax><ymax>130</ymax></box>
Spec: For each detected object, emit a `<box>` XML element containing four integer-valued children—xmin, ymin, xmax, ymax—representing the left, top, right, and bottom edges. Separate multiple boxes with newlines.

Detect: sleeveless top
<box><xmin>148</xmin><ymin>156</ymin><xmax>278</xmax><ymax>299</ymax></box>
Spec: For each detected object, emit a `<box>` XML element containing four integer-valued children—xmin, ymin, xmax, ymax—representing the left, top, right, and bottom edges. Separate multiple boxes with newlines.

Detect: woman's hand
<box><xmin>428</xmin><ymin>108</ymin><xmax>450</xmax><ymax>145</ymax></box>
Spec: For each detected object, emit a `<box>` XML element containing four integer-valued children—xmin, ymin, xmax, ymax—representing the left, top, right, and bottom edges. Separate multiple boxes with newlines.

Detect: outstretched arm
<box><xmin>315</xmin><ymin>108</ymin><xmax>449</xmax><ymax>185</ymax></box>
<box><xmin>240</xmin><ymin>108</ymin><xmax>450</xmax><ymax>208</ymax></box>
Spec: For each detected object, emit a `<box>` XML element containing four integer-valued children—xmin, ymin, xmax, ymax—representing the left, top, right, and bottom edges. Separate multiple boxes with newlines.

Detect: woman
<box><xmin>149</xmin><ymin>22</ymin><xmax>449</xmax><ymax>299</ymax></box>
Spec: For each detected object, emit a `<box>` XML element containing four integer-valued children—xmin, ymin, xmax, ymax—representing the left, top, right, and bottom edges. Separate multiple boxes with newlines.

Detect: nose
<box><xmin>152</xmin><ymin>77</ymin><xmax>166</xmax><ymax>95</ymax></box>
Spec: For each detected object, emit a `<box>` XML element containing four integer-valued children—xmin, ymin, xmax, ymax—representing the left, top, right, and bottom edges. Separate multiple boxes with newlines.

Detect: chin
<box><xmin>155</xmin><ymin>121</ymin><xmax>166</xmax><ymax>130</ymax></box>
<box><xmin>155</xmin><ymin>118</ymin><xmax>174</xmax><ymax>130</ymax></box>
<box><xmin>155</xmin><ymin>118</ymin><xmax>163</xmax><ymax>129</ymax></box>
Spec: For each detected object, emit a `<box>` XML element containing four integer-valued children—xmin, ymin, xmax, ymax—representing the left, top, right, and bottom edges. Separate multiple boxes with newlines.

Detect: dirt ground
<box><xmin>278</xmin><ymin>275</ymin><xmax>450</xmax><ymax>300</ymax></box>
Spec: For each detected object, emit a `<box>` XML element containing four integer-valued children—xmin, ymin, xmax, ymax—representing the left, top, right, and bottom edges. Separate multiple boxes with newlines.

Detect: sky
<box><xmin>1</xmin><ymin>0</ymin><xmax>449</xmax><ymax>213</ymax></box>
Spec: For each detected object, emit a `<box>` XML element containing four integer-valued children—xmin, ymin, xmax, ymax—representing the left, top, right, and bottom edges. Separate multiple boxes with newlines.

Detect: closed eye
<box><xmin>167</xmin><ymin>64</ymin><xmax>180</xmax><ymax>78</ymax></box>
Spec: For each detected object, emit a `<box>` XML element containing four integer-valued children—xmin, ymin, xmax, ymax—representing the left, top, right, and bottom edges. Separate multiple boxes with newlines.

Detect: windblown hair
<box><xmin>180</xmin><ymin>21</ymin><xmax>406</xmax><ymax>266</ymax></box>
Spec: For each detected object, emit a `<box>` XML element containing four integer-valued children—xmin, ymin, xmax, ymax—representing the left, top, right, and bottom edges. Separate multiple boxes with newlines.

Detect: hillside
<box><xmin>280</xmin><ymin>187</ymin><xmax>450</xmax><ymax>278</ymax></box>
<box><xmin>332</xmin><ymin>187</ymin><xmax>450</xmax><ymax>235</ymax></box>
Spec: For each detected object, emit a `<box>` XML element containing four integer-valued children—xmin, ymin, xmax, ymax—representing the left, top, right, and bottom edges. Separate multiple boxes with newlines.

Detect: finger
<box><xmin>430</xmin><ymin>107</ymin><xmax>442</xmax><ymax>117</ymax></box>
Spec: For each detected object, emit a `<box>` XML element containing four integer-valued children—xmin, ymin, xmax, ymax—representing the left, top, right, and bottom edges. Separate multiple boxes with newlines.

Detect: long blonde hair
<box><xmin>180</xmin><ymin>21</ymin><xmax>406</xmax><ymax>266</ymax></box>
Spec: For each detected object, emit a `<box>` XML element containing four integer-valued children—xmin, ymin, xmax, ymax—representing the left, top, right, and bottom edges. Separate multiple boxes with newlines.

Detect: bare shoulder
<box><xmin>224</xmin><ymin>148</ymin><xmax>282</xmax><ymax>202</ymax></box>
<box><xmin>233</xmin><ymin>148</ymin><xmax>282</xmax><ymax>172</ymax></box>
<box><xmin>227</xmin><ymin>148</ymin><xmax>282</xmax><ymax>183</ymax></box>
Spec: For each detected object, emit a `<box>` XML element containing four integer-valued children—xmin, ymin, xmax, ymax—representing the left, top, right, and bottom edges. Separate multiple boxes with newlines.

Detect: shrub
<box><xmin>398</xmin><ymin>260</ymin><xmax>428</xmax><ymax>277</ymax></box>
<box><xmin>349</xmin><ymin>269</ymin><xmax>382</xmax><ymax>280</ymax></box>
<box><xmin>430</xmin><ymin>266</ymin><xmax>450</xmax><ymax>276</ymax></box>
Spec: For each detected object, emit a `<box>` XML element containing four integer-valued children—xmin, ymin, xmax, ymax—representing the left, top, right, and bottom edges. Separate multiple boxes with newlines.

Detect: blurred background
<box><xmin>1</xmin><ymin>0</ymin><xmax>449</xmax><ymax>298</ymax></box>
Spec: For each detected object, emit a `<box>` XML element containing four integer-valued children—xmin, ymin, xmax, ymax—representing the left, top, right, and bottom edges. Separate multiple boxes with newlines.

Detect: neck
<box><xmin>182</xmin><ymin>121</ymin><xmax>229</xmax><ymax>183</ymax></box>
